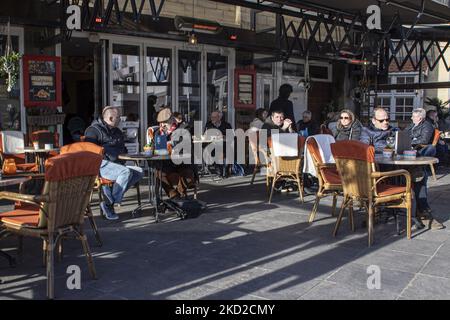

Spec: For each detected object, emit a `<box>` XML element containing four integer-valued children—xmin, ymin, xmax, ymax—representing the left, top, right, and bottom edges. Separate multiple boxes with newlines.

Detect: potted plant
<box><xmin>0</xmin><ymin>22</ymin><xmax>21</xmax><ymax>92</ymax></box>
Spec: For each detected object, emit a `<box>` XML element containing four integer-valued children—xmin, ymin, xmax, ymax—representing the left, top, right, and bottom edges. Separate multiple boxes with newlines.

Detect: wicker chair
<box><xmin>306</xmin><ymin>137</ymin><xmax>342</xmax><ymax>223</ymax></box>
<box><xmin>0</xmin><ymin>131</ymin><xmax>38</xmax><ymax>173</ymax></box>
<box><xmin>429</xmin><ymin>128</ymin><xmax>441</xmax><ymax>181</ymax></box>
<box><xmin>59</xmin><ymin>142</ymin><xmax>106</xmax><ymax>246</ymax></box>
<box><xmin>267</xmin><ymin>135</ymin><xmax>305</xmax><ymax>204</ymax></box>
<box><xmin>0</xmin><ymin>151</ymin><xmax>102</xmax><ymax>299</ymax></box>
<box><xmin>61</xmin><ymin>141</ymin><xmax>141</xmax><ymax>220</ymax></box>
<box><xmin>249</xmin><ymin>133</ymin><xmax>270</xmax><ymax>185</ymax></box>
<box><xmin>331</xmin><ymin>140</ymin><xmax>412</xmax><ymax>247</ymax></box>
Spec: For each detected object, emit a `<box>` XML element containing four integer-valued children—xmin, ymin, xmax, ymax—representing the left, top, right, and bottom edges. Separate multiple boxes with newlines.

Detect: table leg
<box><xmin>131</xmin><ymin>161</ymin><xmax>161</xmax><ymax>221</ymax></box>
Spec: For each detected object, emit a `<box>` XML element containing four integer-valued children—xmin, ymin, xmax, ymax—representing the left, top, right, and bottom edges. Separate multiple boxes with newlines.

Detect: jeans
<box><xmin>99</xmin><ymin>160</ymin><xmax>144</xmax><ymax>205</ymax></box>
<box><xmin>412</xmin><ymin>145</ymin><xmax>435</xmax><ymax>211</ymax></box>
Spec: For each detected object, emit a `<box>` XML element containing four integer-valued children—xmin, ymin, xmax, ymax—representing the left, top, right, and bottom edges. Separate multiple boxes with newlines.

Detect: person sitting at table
<box><xmin>262</xmin><ymin>109</ymin><xmax>296</xmax><ymax>137</ymax></box>
<box><xmin>333</xmin><ymin>109</ymin><xmax>362</xmax><ymax>141</ymax></box>
<box><xmin>155</xmin><ymin>107</ymin><xmax>196</xmax><ymax>199</ymax></box>
<box><xmin>406</xmin><ymin>108</ymin><xmax>444</xmax><ymax>229</ymax></box>
<box><xmin>84</xmin><ymin>106</ymin><xmax>144</xmax><ymax>220</ymax></box>
<box><xmin>204</xmin><ymin>111</ymin><xmax>232</xmax><ymax>136</ymax></box>
<box><xmin>249</xmin><ymin>108</ymin><xmax>268</xmax><ymax>132</ymax></box>
<box><xmin>296</xmin><ymin>110</ymin><xmax>319</xmax><ymax>137</ymax></box>
<box><xmin>360</xmin><ymin>107</ymin><xmax>396</xmax><ymax>153</ymax></box>
<box><xmin>204</xmin><ymin>111</ymin><xmax>232</xmax><ymax>177</ymax></box>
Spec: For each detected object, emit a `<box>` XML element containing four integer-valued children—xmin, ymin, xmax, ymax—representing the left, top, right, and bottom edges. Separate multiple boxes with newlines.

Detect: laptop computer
<box><xmin>395</xmin><ymin>130</ymin><xmax>412</xmax><ymax>154</ymax></box>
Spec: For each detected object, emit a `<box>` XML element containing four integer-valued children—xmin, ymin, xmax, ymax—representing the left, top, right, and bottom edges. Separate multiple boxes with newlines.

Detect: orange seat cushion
<box><xmin>321</xmin><ymin>167</ymin><xmax>341</xmax><ymax>185</ymax></box>
<box><xmin>376</xmin><ymin>184</ymin><xmax>406</xmax><ymax>197</ymax></box>
<box><xmin>0</xmin><ymin>208</ymin><xmax>40</xmax><ymax>227</ymax></box>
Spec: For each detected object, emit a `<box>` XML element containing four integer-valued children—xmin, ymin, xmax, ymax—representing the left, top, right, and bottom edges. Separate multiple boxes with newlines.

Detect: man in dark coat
<box><xmin>85</xmin><ymin>106</ymin><xmax>144</xmax><ymax>220</ymax></box>
<box><xmin>360</xmin><ymin>107</ymin><xmax>396</xmax><ymax>153</ymax></box>
<box><xmin>269</xmin><ymin>84</ymin><xmax>296</xmax><ymax>130</ymax></box>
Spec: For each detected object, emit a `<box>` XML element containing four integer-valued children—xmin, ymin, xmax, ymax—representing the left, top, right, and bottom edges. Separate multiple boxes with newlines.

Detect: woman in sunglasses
<box><xmin>333</xmin><ymin>109</ymin><xmax>362</xmax><ymax>141</ymax></box>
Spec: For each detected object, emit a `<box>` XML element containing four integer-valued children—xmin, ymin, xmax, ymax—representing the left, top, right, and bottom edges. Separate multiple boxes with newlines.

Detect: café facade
<box><xmin>1</xmin><ymin>0</ymin><xmax>450</xmax><ymax>148</ymax></box>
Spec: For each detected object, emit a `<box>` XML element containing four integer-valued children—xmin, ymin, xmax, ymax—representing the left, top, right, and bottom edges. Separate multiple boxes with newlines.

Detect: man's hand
<box><xmin>282</xmin><ymin>119</ymin><xmax>292</xmax><ymax>131</ymax></box>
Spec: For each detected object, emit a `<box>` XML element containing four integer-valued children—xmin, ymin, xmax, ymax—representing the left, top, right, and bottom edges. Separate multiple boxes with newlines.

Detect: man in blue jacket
<box><xmin>85</xmin><ymin>106</ymin><xmax>144</xmax><ymax>220</ymax></box>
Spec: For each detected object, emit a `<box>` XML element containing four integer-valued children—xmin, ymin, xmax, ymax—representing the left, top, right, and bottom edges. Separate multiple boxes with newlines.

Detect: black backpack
<box><xmin>165</xmin><ymin>198</ymin><xmax>206</xmax><ymax>219</ymax></box>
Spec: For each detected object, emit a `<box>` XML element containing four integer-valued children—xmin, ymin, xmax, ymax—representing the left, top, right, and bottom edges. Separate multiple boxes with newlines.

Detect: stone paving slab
<box><xmin>1</xmin><ymin>168</ymin><xmax>450</xmax><ymax>300</ymax></box>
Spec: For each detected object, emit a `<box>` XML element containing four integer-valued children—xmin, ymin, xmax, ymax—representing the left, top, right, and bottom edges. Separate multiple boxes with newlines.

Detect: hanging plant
<box><xmin>0</xmin><ymin>51</ymin><xmax>21</xmax><ymax>92</ymax></box>
<box><xmin>0</xmin><ymin>21</ymin><xmax>22</xmax><ymax>92</ymax></box>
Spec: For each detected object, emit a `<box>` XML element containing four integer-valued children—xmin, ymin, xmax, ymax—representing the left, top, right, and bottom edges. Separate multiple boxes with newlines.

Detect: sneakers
<box><xmin>100</xmin><ymin>201</ymin><xmax>119</xmax><ymax>220</ymax></box>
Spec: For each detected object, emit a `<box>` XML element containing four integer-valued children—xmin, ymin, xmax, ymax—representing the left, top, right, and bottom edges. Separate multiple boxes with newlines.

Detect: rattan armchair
<box><xmin>0</xmin><ymin>151</ymin><xmax>102</xmax><ymax>299</ymax></box>
<box><xmin>306</xmin><ymin>137</ymin><xmax>342</xmax><ymax>223</ymax></box>
<box><xmin>59</xmin><ymin>142</ymin><xmax>108</xmax><ymax>246</ymax></box>
<box><xmin>267</xmin><ymin>135</ymin><xmax>306</xmax><ymax>204</ymax></box>
<box><xmin>331</xmin><ymin>140</ymin><xmax>412</xmax><ymax>247</ymax></box>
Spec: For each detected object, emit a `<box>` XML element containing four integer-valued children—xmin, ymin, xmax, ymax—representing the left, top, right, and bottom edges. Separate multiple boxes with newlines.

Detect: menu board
<box><xmin>234</xmin><ymin>68</ymin><xmax>256</xmax><ymax>110</ymax></box>
<box><xmin>23</xmin><ymin>55</ymin><xmax>61</xmax><ymax>107</ymax></box>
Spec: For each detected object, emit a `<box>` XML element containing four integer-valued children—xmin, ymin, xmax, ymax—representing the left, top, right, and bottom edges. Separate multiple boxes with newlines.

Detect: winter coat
<box><xmin>406</xmin><ymin>119</ymin><xmax>435</xmax><ymax>147</ymax></box>
<box><xmin>84</xmin><ymin>118</ymin><xmax>127</xmax><ymax>163</ymax></box>
<box><xmin>360</xmin><ymin>123</ymin><xmax>396</xmax><ymax>153</ymax></box>
<box><xmin>334</xmin><ymin>119</ymin><xmax>363</xmax><ymax>141</ymax></box>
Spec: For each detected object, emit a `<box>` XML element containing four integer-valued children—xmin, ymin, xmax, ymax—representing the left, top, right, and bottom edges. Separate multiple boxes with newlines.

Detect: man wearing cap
<box><xmin>85</xmin><ymin>106</ymin><xmax>144</xmax><ymax>220</ymax></box>
<box><xmin>153</xmin><ymin>107</ymin><xmax>196</xmax><ymax>199</ymax></box>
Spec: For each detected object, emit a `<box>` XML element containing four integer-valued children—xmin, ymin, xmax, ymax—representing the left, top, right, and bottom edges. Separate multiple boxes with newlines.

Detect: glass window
<box><xmin>0</xmin><ymin>34</ymin><xmax>21</xmax><ymax>131</ymax></box>
<box><xmin>206</xmin><ymin>53</ymin><xmax>228</xmax><ymax>120</ymax></box>
<box><xmin>178</xmin><ymin>50</ymin><xmax>201</xmax><ymax>123</ymax></box>
<box><xmin>395</xmin><ymin>97</ymin><xmax>414</xmax><ymax>120</ymax></box>
<box><xmin>282</xmin><ymin>62</ymin><xmax>304</xmax><ymax>77</ymax></box>
<box><xmin>309</xmin><ymin>65</ymin><xmax>329</xmax><ymax>80</ymax></box>
<box><xmin>255</xmin><ymin>62</ymin><xmax>273</xmax><ymax>75</ymax></box>
<box><xmin>396</xmin><ymin>76</ymin><xmax>414</xmax><ymax>93</ymax></box>
<box><xmin>146</xmin><ymin>47</ymin><xmax>171</xmax><ymax>126</ymax></box>
<box><xmin>112</xmin><ymin>44</ymin><xmax>140</xmax><ymax>120</ymax></box>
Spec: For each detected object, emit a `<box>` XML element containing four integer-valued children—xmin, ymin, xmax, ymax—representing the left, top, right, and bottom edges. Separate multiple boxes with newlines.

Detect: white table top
<box><xmin>22</xmin><ymin>147</ymin><xmax>59</xmax><ymax>153</ymax></box>
<box><xmin>192</xmin><ymin>137</ymin><xmax>224</xmax><ymax>144</ymax></box>
<box><xmin>0</xmin><ymin>176</ymin><xmax>31</xmax><ymax>187</ymax></box>
<box><xmin>375</xmin><ymin>155</ymin><xmax>438</xmax><ymax>166</ymax></box>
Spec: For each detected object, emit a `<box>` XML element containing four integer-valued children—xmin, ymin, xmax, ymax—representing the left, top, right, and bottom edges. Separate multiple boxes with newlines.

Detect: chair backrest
<box><xmin>31</xmin><ymin>130</ymin><xmax>59</xmax><ymax>148</ymax></box>
<box><xmin>0</xmin><ymin>131</ymin><xmax>25</xmax><ymax>154</ymax></box>
<box><xmin>331</xmin><ymin>140</ymin><xmax>375</xmax><ymax>199</ymax></box>
<box><xmin>306</xmin><ymin>137</ymin><xmax>323</xmax><ymax>166</ymax></box>
<box><xmin>432</xmin><ymin>129</ymin><xmax>441</xmax><ymax>147</ymax></box>
<box><xmin>38</xmin><ymin>151</ymin><xmax>103</xmax><ymax>232</ymax></box>
<box><xmin>60</xmin><ymin>141</ymin><xmax>104</xmax><ymax>156</ymax></box>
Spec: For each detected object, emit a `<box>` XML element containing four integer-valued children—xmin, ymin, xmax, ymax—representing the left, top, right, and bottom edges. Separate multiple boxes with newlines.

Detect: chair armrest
<box><xmin>371</xmin><ymin>169</ymin><xmax>411</xmax><ymax>191</ymax></box>
<box><xmin>317</xmin><ymin>163</ymin><xmax>336</xmax><ymax>169</ymax></box>
<box><xmin>0</xmin><ymin>191</ymin><xmax>49</xmax><ymax>206</ymax></box>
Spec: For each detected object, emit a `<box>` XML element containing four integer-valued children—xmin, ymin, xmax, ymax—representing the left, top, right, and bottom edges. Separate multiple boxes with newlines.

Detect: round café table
<box><xmin>0</xmin><ymin>176</ymin><xmax>32</xmax><ymax>267</ymax></box>
<box><xmin>22</xmin><ymin>147</ymin><xmax>59</xmax><ymax>173</ymax></box>
<box><xmin>375</xmin><ymin>155</ymin><xmax>438</xmax><ymax>166</ymax></box>
<box><xmin>118</xmin><ymin>153</ymin><xmax>191</xmax><ymax>222</ymax></box>
<box><xmin>374</xmin><ymin>154</ymin><xmax>439</xmax><ymax>231</ymax></box>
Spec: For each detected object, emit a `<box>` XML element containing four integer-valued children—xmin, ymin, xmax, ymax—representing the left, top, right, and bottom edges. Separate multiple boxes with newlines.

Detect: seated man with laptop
<box><xmin>406</xmin><ymin>108</ymin><xmax>443</xmax><ymax>229</ymax></box>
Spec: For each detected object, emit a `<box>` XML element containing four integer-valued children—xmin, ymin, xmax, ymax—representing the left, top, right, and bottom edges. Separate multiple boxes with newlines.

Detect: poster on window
<box><xmin>234</xmin><ymin>68</ymin><xmax>256</xmax><ymax>110</ymax></box>
<box><xmin>23</xmin><ymin>55</ymin><xmax>61</xmax><ymax>107</ymax></box>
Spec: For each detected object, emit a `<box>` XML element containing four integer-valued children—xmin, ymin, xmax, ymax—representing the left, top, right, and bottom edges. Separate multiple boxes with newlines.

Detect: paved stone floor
<box><xmin>1</xmin><ymin>167</ymin><xmax>450</xmax><ymax>300</ymax></box>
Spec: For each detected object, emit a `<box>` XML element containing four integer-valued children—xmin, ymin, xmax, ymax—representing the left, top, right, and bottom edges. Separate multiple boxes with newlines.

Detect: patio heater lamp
<box><xmin>188</xmin><ymin>32</ymin><xmax>198</xmax><ymax>45</ymax></box>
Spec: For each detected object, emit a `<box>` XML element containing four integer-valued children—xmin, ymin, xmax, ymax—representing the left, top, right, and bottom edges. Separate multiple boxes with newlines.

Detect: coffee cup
<box><xmin>44</xmin><ymin>143</ymin><xmax>53</xmax><ymax>150</ymax></box>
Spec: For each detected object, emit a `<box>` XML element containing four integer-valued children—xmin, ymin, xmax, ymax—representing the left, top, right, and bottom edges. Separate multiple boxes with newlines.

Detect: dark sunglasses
<box><xmin>375</xmin><ymin>118</ymin><xmax>389</xmax><ymax>123</ymax></box>
<box><xmin>340</xmin><ymin>116</ymin><xmax>350</xmax><ymax>120</ymax></box>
